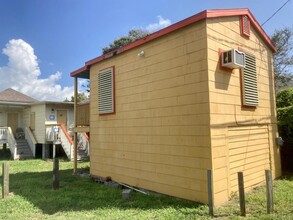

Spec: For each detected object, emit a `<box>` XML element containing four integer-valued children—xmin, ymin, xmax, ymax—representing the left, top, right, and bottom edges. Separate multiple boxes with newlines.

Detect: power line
<box><xmin>261</xmin><ymin>0</ymin><xmax>291</xmax><ymax>26</ymax></box>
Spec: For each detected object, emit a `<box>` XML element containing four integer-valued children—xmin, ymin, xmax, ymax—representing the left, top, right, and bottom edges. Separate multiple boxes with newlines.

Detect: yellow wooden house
<box><xmin>71</xmin><ymin>9</ymin><xmax>281</xmax><ymax>205</ymax></box>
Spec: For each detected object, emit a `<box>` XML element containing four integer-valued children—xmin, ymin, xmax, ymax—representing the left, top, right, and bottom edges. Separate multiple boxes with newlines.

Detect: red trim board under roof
<box><xmin>71</xmin><ymin>8</ymin><xmax>276</xmax><ymax>78</ymax></box>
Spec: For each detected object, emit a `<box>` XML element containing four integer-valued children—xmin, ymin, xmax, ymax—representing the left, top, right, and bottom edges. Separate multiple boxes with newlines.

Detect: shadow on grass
<box><xmin>2</xmin><ymin>168</ymin><xmax>202</xmax><ymax>215</ymax></box>
<box><xmin>278</xmin><ymin>172</ymin><xmax>293</xmax><ymax>181</ymax></box>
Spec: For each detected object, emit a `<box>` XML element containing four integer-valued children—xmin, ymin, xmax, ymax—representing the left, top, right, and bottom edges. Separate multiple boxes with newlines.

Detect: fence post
<box><xmin>52</xmin><ymin>158</ymin><xmax>59</xmax><ymax>190</ymax></box>
<box><xmin>2</xmin><ymin>162</ymin><xmax>9</xmax><ymax>198</ymax></box>
<box><xmin>53</xmin><ymin>143</ymin><xmax>56</xmax><ymax>159</ymax></box>
<box><xmin>207</xmin><ymin>169</ymin><xmax>214</xmax><ymax>217</ymax></box>
<box><xmin>238</xmin><ymin>172</ymin><xmax>246</xmax><ymax>217</ymax></box>
<box><xmin>265</xmin><ymin>170</ymin><xmax>273</xmax><ymax>214</ymax></box>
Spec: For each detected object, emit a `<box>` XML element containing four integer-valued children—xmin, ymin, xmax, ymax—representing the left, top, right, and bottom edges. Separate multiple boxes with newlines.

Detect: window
<box><xmin>241</xmin><ymin>15</ymin><xmax>250</xmax><ymax>37</ymax></box>
<box><xmin>241</xmin><ymin>53</ymin><xmax>258</xmax><ymax>107</ymax></box>
<box><xmin>98</xmin><ymin>67</ymin><xmax>115</xmax><ymax>115</ymax></box>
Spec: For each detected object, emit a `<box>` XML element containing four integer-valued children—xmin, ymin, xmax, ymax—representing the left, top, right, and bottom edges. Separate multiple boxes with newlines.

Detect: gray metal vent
<box><xmin>242</xmin><ymin>54</ymin><xmax>258</xmax><ymax>107</ymax></box>
<box><xmin>98</xmin><ymin>68</ymin><xmax>114</xmax><ymax>114</ymax></box>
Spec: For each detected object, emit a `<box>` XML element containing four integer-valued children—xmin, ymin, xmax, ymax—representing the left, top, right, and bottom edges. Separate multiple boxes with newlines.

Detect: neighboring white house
<box><xmin>0</xmin><ymin>88</ymin><xmax>89</xmax><ymax>160</ymax></box>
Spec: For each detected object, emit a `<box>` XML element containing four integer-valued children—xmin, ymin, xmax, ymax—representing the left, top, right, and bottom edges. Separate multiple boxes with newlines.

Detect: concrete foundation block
<box><xmin>122</xmin><ymin>189</ymin><xmax>132</xmax><ymax>199</ymax></box>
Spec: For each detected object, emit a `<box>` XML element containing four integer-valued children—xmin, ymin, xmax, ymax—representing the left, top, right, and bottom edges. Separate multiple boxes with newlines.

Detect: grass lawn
<box><xmin>0</xmin><ymin>157</ymin><xmax>292</xmax><ymax>220</ymax></box>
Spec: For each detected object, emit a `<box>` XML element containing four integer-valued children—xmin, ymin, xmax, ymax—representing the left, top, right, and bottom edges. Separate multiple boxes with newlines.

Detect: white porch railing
<box><xmin>7</xmin><ymin>127</ymin><xmax>18</xmax><ymax>159</ymax></box>
<box><xmin>25</xmin><ymin>127</ymin><xmax>37</xmax><ymax>157</ymax></box>
<box><xmin>45</xmin><ymin>125</ymin><xmax>55</xmax><ymax>142</ymax></box>
<box><xmin>0</xmin><ymin>127</ymin><xmax>8</xmax><ymax>144</ymax></box>
<box><xmin>60</xmin><ymin>124</ymin><xmax>74</xmax><ymax>160</ymax></box>
<box><xmin>45</xmin><ymin>124</ymin><xmax>73</xmax><ymax>160</ymax></box>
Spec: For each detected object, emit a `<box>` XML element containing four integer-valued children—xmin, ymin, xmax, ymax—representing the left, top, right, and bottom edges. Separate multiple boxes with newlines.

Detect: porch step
<box><xmin>77</xmin><ymin>148</ymin><xmax>89</xmax><ymax>161</ymax></box>
<box><xmin>16</xmin><ymin>139</ymin><xmax>33</xmax><ymax>160</ymax></box>
<box><xmin>76</xmin><ymin>140</ymin><xmax>89</xmax><ymax>161</ymax></box>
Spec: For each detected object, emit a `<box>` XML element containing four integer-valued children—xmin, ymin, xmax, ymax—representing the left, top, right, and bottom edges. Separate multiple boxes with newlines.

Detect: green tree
<box><xmin>276</xmin><ymin>88</ymin><xmax>293</xmax><ymax>142</ymax></box>
<box><xmin>276</xmin><ymin>87</ymin><xmax>293</xmax><ymax>108</ymax></box>
<box><xmin>102</xmin><ymin>29</ymin><xmax>149</xmax><ymax>54</ymax></box>
<box><xmin>271</xmin><ymin>27</ymin><xmax>293</xmax><ymax>92</ymax></box>
<box><xmin>64</xmin><ymin>92</ymin><xmax>88</xmax><ymax>103</ymax></box>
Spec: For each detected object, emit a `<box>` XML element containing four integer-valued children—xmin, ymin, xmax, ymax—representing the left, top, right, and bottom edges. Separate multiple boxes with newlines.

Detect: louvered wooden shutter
<box><xmin>241</xmin><ymin>15</ymin><xmax>250</xmax><ymax>37</ymax></box>
<box><xmin>242</xmin><ymin>54</ymin><xmax>258</xmax><ymax>107</ymax></box>
<box><xmin>98</xmin><ymin>67</ymin><xmax>114</xmax><ymax>114</ymax></box>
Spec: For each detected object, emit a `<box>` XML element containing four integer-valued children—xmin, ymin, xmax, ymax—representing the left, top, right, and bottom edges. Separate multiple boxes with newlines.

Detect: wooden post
<box><xmin>73</xmin><ymin>76</ymin><xmax>78</xmax><ymax>174</ymax></box>
<box><xmin>238</xmin><ymin>172</ymin><xmax>246</xmax><ymax>217</ymax></box>
<box><xmin>265</xmin><ymin>170</ymin><xmax>274</xmax><ymax>214</ymax></box>
<box><xmin>52</xmin><ymin>158</ymin><xmax>59</xmax><ymax>190</ymax></box>
<box><xmin>207</xmin><ymin>170</ymin><xmax>214</xmax><ymax>217</ymax></box>
<box><xmin>53</xmin><ymin>143</ymin><xmax>56</xmax><ymax>159</ymax></box>
<box><xmin>2</xmin><ymin>162</ymin><xmax>9</xmax><ymax>198</ymax></box>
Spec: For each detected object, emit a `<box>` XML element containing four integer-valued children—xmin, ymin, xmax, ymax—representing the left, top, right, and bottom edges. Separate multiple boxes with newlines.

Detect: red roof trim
<box><xmin>71</xmin><ymin>8</ymin><xmax>276</xmax><ymax>77</ymax></box>
<box><xmin>205</xmin><ymin>9</ymin><xmax>276</xmax><ymax>52</ymax></box>
<box><xmin>85</xmin><ymin>10</ymin><xmax>207</xmax><ymax>67</ymax></box>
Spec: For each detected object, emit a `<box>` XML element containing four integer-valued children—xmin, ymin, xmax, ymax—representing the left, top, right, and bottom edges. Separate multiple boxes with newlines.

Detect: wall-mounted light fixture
<box><xmin>137</xmin><ymin>50</ymin><xmax>145</xmax><ymax>57</ymax></box>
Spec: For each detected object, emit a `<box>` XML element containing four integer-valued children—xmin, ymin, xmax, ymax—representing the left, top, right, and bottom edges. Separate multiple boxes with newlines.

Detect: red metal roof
<box><xmin>71</xmin><ymin>8</ymin><xmax>276</xmax><ymax>78</ymax></box>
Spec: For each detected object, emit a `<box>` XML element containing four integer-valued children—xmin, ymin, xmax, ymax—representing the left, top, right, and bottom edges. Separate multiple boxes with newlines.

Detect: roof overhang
<box><xmin>70</xmin><ymin>66</ymin><xmax>90</xmax><ymax>79</ymax></box>
<box><xmin>0</xmin><ymin>101</ymin><xmax>74</xmax><ymax>107</ymax></box>
<box><xmin>32</xmin><ymin>101</ymin><xmax>74</xmax><ymax>106</ymax></box>
<box><xmin>70</xmin><ymin>8</ymin><xmax>277</xmax><ymax>78</ymax></box>
<box><xmin>0</xmin><ymin>102</ymin><xmax>32</xmax><ymax>108</ymax></box>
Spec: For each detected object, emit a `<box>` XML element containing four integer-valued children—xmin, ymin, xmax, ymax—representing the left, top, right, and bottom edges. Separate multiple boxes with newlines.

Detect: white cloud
<box><xmin>78</xmin><ymin>78</ymin><xmax>90</xmax><ymax>97</ymax></box>
<box><xmin>146</xmin><ymin>16</ymin><xmax>172</xmax><ymax>32</ymax></box>
<box><xmin>0</xmin><ymin>39</ymin><xmax>74</xmax><ymax>101</ymax></box>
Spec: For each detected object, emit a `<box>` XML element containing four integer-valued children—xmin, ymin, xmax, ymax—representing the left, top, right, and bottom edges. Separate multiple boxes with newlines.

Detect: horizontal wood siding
<box><xmin>0</xmin><ymin>110</ymin><xmax>6</xmax><ymax>126</ymax></box>
<box><xmin>90</xmin><ymin>21</ymin><xmax>211</xmax><ymax>203</ymax></box>
<box><xmin>77</xmin><ymin>103</ymin><xmax>89</xmax><ymax>126</ymax></box>
<box><xmin>206</xmin><ymin>16</ymin><xmax>281</xmax><ymax>205</ymax></box>
<box><xmin>228</xmin><ymin>125</ymin><xmax>270</xmax><ymax>192</ymax></box>
<box><xmin>21</xmin><ymin>107</ymin><xmax>31</xmax><ymax>129</ymax></box>
<box><xmin>31</xmin><ymin>105</ymin><xmax>46</xmax><ymax>143</ymax></box>
<box><xmin>45</xmin><ymin>104</ymin><xmax>74</xmax><ymax>129</ymax></box>
<box><xmin>0</xmin><ymin>107</ymin><xmax>24</xmax><ymax>128</ymax></box>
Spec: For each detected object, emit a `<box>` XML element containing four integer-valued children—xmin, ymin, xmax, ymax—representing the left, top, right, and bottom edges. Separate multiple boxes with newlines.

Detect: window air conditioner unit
<box><xmin>221</xmin><ymin>49</ymin><xmax>246</xmax><ymax>69</ymax></box>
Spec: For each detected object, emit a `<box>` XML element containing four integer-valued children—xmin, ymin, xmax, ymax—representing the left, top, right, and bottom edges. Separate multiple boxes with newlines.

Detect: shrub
<box><xmin>276</xmin><ymin>88</ymin><xmax>293</xmax><ymax>108</ymax></box>
<box><xmin>277</xmin><ymin>106</ymin><xmax>293</xmax><ymax>142</ymax></box>
<box><xmin>277</xmin><ymin>88</ymin><xmax>293</xmax><ymax>142</ymax></box>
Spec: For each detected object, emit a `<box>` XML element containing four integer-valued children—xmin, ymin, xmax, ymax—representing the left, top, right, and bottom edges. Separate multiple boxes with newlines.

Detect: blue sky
<box><xmin>0</xmin><ymin>0</ymin><xmax>292</xmax><ymax>100</ymax></box>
